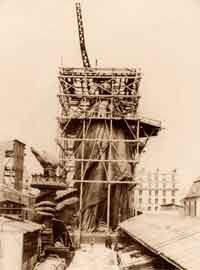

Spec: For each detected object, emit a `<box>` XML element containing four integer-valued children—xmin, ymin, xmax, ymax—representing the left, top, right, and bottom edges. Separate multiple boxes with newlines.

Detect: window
<box><xmin>172</xmin><ymin>179</ymin><xmax>176</xmax><ymax>188</ymax></box>
<box><xmin>155</xmin><ymin>190</ymin><xmax>158</xmax><ymax>195</ymax></box>
<box><xmin>189</xmin><ymin>200</ymin><xmax>191</xmax><ymax>216</ymax></box>
<box><xmin>139</xmin><ymin>198</ymin><xmax>142</xmax><ymax>204</ymax></box>
<box><xmin>149</xmin><ymin>190</ymin><xmax>152</xmax><ymax>196</ymax></box>
<box><xmin>148</xmin><ymin>206</ymin><xmax>151</xmax><ymax>211</ymax></box>
<box><xmin>163</xmin><ymin>183</ymin><xmax>166</xmax><ymax>189</ymax></box>
<box><xmin>172</xmin><ymin>190</ymin><xmax>175</xmax><ymax>196</ymax></box>
<box><xmin>148</xmin><ymin>173</ymin><xmax>152</xmax><ymax>182</ymax></box>
<box><xmin>155</xmin><ymin>206</ymin><xmax>158</xmax><ymax>211</ymax></box>
<box><xmin>162</xmin><ymin>198</ymin><xmax>166</xmax><ymax>204</ymax></box>
<box><xmin>139</xmin><ymin>190</ymin><xmax>143</xmax><ymax>195</ymax></box>
<box><xmin>155</xmin><ymin>181</ymin><xmax>159</xmax><ymax>188</ymax></box>
<box><xmin>194</xmin><ymin>200</ymin><xmax>197</xmax><ymax>216</ymax></box>
<box><xmin>148</xmin><ymin>181</ymin><xmax>152</xmax><ymax>188</ymax></box>
<box><xmin>148</xmin><ymin>198</ymin><xmax>151</xmax><ymax>204</ymax></box>
<box><xmin>171</xmin><ymin>198</ymin><xmax>175</xmax><ymax>203</ymax></box>
<box><xmin>162</xmin><ymin>190</ymin><xmax>166</xmax><ymax>196</ymax></box>
<box><xmin>155</xmin><ymin>198</ymin><xmax>158</xmax><ymax>204</ymax></box>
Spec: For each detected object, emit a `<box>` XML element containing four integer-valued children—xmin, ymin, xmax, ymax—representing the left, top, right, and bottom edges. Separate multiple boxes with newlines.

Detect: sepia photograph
<box><xmin>0</xmin><ymin>0</ymin><xmax>199</xmax><ymax>269</ymax></box>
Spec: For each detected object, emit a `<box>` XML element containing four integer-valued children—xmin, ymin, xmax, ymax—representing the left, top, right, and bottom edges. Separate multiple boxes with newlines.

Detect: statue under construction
<box><xmin>56</xmin><ymin>3</ymin><xmax>161</xmax><ymax>233</ymax></box>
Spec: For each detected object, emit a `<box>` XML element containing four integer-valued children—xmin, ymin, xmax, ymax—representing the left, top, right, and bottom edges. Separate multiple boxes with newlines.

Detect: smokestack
<box><xmin>13</xmin><ymin>140</ymin><xmax>25</xmax><ymax>192</ymax></box>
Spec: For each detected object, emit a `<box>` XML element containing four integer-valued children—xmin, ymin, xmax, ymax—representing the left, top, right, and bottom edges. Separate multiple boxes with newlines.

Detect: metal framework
<box><xmin>76</xmin><ymin>2</ymin><xmax>91</xmax><ymax>68</ymax></box>
<box><xmin>56</xmin><ymin>67</ymin><xmax>161</xmax><ymax>239</ymax></box>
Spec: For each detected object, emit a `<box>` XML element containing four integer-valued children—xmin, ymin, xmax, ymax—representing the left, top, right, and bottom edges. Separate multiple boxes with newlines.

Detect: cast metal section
<box><xmin>56</xmin><ymin>67</ymin><xmax>161</xmax><ymax>239</ymax></box>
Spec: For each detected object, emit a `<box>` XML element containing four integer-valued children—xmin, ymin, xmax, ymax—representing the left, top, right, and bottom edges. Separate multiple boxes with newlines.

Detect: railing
<box><xmin>31</xmin><ymin>175</ymin><xmax>66</xmax><ymax>190</ymax></box>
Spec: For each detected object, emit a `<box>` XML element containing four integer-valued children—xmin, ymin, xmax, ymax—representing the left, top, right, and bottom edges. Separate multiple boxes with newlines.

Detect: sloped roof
<box><xmin>184</xmin><ymin>178</ymin><xmax>200</xmax><ymax>199</ymax></box>
<box><xmin>0</xmin><ymin>216</ymin><xmax>42</xmax><ymax>232</ymax></box>
<box><xmin>119</xmin><ymin>213</ymin><xmax>200</xmax><ymax>270</ymax></box>
<box><xmin>0</xmin><ymin>184</ymin><xmax>23</xmax><ymax>204</ymax></box>
<box><xmin>0</xmin><ymin>184</ymin><xmax>33</xmax><ymax>205</ymax></box>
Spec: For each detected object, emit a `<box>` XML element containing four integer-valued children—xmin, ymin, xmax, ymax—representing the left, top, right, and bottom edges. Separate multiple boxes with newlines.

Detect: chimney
<box><xmin>13</xmin><ymin>140</ymin><xmax>25</xmax><ymax>192</ymax></box>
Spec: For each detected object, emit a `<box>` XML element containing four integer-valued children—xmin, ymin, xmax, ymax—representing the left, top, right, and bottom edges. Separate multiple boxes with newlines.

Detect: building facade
<box><xmin>183</xmin><ymin>178</ymin><xmax>200</xmax><ymax>217</ymax></box>
<box><xmin>0</xmin><ymin>139</ymin><xmax>35</xmax><ymax>216</ymax></box>
<box><xmin>0</xmin><ymin>216</ymin><xmax>42</xmax><ymax>270</ymax></box>
<box><xmin>134</xmin><ymin>168</ymin><xmax>179</xmax><ymax>212</ymax></box>
<box><xmin>0</xmin><ymin>139</ymin><xmax>25</xmax><ymax>191</ymax></box>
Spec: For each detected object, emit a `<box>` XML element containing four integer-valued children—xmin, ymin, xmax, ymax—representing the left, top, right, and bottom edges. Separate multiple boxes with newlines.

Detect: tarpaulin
<box><xmin>73</xmin><ymin>120</ymin><xmax>135</xmax><ymax>231</ymax></box>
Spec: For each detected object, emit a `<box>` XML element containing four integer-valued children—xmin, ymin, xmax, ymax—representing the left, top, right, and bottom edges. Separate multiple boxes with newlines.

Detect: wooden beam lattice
<box><xmin>56</xmin><ymin>67</ymin><xmax>161</xmax><ymax>236</ymax></box>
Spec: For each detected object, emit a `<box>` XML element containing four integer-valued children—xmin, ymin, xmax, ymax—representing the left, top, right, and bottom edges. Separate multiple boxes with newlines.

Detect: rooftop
<box><xmin>184</xmin><ymin>177</ymin><xmax>200</xmax><ymax>199</ymax></box>
<box><xmin>119</xmin><ymin>213</ymin><xmax>200</xmax><ymax>270</ymax></box>
<box><xmin>0</xmin><ymin>184</ymin><xmax>33</xmax><ymax>205</ymax></box>
<box><xmin>0</xmin><ymin>215</ymin><xmax>42</xmax><ymax>232</ymax></box>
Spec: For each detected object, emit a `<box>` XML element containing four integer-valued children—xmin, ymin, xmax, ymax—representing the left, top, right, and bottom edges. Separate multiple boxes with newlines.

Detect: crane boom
<box><xmin>75</xmin><ymin>2</ymin><xmax>91</xmax><ymax>68</ymax></box>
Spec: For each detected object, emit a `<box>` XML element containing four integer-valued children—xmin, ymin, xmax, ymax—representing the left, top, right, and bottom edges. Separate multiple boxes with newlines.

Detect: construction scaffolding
<box><xmin>56</xmin><ymin>67</ymin><xmax>161</xmax><ymax>235</ymax></box>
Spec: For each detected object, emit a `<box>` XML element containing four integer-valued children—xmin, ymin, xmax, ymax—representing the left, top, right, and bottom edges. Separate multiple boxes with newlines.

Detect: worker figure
<box><xmin>90</xmin><ymin>238</ymin><xmax>95</xmax><ymax>248</ymax></box>
<box><xmin>105</xmin><ymin>235</ymin><xmax>112</xmax><ymax>249</ymax></box>
<box><xmin>113</xmin><ymin>238</ymin><xmax>119</xmax><ymax>252</ymax></box>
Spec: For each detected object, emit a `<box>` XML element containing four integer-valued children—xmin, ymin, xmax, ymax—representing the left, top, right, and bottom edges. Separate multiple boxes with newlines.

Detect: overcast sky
<box><xmin>0</xmin><ymin>0</ymin><xmax>200</xmax><ymax>194</ymax></box>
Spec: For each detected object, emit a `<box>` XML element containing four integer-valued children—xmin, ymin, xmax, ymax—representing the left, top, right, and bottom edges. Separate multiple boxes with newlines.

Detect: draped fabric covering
<box><xmin>58</xmin><ymin>68</ymin><xmax>160</xmax><ymax>232</ymax></box>
<box><xmin>73</xmin><ymin>120</ymin><xmax>136</xmax><ymax>232</ymax></box>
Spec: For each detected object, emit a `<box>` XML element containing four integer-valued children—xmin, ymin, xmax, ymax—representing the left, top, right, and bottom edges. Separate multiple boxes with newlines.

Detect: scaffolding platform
<box><xmin>58</xmin><ymin>67</ymin><xmax>142</xmax><ymax>119</ymax></box>
<box><xmin>56</xmin><ymin>66</ymin><xmax>161</xmax><ymax>238</ymax></box>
